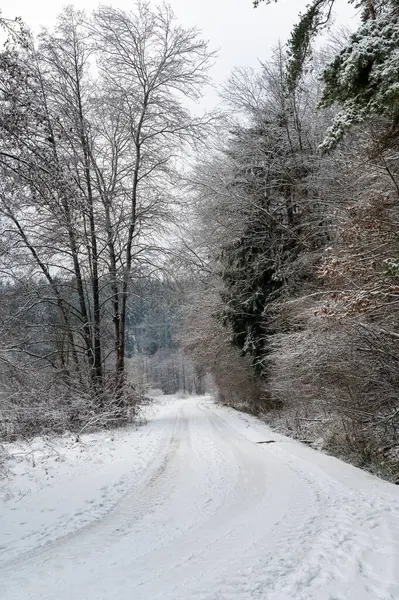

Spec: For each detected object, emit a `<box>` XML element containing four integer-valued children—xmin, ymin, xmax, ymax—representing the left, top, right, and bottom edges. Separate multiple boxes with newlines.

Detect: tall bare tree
<box><xmin>90</xmin><ymin>2</ymin><xmax>215</xmax><ymax>376</ymax></box>
<box><xmin>0</xmin><ymin>2</ymin><xmax>215</xmax><ymax>415</ymax></box>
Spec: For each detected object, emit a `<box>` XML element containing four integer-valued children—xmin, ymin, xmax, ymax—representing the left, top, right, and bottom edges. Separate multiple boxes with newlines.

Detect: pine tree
<box><xmin>254</xmin><ymin>1</ymin><xmax>399</xmax><ymax>148</ymax></box>
<box><xmin>319</xmin><ymin>1</ymin><xmax>399</xmax><ymax>150</ymax></box>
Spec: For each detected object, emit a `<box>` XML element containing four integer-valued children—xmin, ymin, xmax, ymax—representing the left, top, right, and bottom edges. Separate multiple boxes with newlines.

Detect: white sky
<box><xmin>7</xmin><ymin>0</ymin><xmax>358</xmax><ymax>109</ymax></box>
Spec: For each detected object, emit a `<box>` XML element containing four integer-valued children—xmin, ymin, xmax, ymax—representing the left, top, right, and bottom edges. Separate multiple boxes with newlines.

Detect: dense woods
<box><xmin>1</xmin><ymin>0</ymin><xmax>399</xmax><ymax>479</ymax></box>
<box><xmin>182</xmin><ymin>0</ymin><xmax>399</xmax><ymax>478</ymax></box>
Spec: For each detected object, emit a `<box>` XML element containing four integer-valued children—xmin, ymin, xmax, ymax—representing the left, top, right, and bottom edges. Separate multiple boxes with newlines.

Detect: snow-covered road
<box><xmin>1</xmin><ymin>395</ymin><xmax>399</xmax><ymax>600</ymax></box>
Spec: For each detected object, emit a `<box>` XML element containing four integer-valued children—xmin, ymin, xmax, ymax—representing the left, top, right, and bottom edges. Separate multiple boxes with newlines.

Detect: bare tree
<box><xmin>0</xmin><ymin>2</ymin><xmax>215</xmax><ymax>432</ymax></box>
<box><xmin>90</xmin><ymin>2</ymin><xmax>215</xmax><ymax>377</ymax></box>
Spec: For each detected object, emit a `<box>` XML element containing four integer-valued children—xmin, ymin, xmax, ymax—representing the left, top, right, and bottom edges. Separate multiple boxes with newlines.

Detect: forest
<box><xmin>1</xmin><ymin>0</ymin><xmax>399</xmax><ymax>480</ymax></box>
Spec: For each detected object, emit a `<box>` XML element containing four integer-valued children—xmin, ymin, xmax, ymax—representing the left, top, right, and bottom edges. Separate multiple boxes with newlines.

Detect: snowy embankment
<box><xmin>0</xmin><ymin>398</ymin><xmax>167</xmax><ymax>562</ymax></box>
<box><xmin>1</xmin><ymin>394</ymin><xmax>399</xmax><ymax>600</ymax></box>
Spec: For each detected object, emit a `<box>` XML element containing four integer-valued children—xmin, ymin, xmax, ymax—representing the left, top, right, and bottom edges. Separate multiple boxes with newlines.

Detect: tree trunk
<box><xmin>367</xmin><ymin>0</ymin><xmax>376</xmax><ymax>19</ymax></box>
<box><xmin>73</xmin><ymin>33</ymin><xmax>103</xmax><ymax>388</ymax></box>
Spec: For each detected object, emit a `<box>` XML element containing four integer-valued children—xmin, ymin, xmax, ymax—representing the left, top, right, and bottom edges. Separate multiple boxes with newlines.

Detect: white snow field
<box><xmin>1</xmin><ymin>395</ymin><xmax>399</xmax><ymax>600</ymax></box>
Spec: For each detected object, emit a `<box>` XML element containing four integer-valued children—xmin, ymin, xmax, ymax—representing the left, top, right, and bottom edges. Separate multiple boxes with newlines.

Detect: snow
<box><xmin>1</xmin><ymin>394</ymin><xmax>399</xmax><ymax>600</ymax></box>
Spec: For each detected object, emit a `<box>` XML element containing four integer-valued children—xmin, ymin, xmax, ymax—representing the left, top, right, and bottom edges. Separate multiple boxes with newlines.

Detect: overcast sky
<box><xmin>8</xmin><ymin>0</ymin><xmax>358</xmax><ymax>109</ymax></box>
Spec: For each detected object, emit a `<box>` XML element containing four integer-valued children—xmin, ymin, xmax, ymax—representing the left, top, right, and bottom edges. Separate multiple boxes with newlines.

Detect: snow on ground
<box><xmin>0</xmin><ymin>397</ymin><xmax>168</xmax><ymax>563</ymax></box>
<box><xmin>1</xmin><ymin>394</ymin><xmax>399</xmax><ymax>600</ymax></box>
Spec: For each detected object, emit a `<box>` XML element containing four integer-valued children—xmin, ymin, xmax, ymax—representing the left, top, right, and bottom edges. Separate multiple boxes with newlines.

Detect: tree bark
<box><xmin>72</xmin><ymin>29</ymin><xmax>103</xmax><ymax>387</ymax></box>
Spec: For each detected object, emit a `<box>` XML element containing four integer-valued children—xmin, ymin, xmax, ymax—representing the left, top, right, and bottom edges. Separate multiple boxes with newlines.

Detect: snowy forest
<box><xmin>1</xmin><ymin>0</ymin><xmax>399</xmax><ymax>480</ymax></box>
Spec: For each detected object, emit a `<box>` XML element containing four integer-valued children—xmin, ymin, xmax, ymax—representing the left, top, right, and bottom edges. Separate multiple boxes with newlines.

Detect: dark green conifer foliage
<box><xmin>254</xmin><ymin>0</ymin><xmax>399</xmax><ymax>149</ymax></box>
<box><xmin>219</xmin><ymin>218</ymin><xmax>282</xmax><ymax>374</ymax></box>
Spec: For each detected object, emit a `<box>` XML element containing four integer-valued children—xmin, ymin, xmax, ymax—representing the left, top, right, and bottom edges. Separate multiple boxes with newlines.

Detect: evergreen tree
<box><xmin>194</xmin><ymin>52</ymin><xmax>326</xmax><ymax>375</ymax></box>
<box><xmin>254</xmin><ymin>1</ymin><xmax>399</xmax><ymax>148</ymax></box>
<box><xmin>319</xmin><ymin>1</ymin><xmax>399</xmax><ymax>150</ymax></box>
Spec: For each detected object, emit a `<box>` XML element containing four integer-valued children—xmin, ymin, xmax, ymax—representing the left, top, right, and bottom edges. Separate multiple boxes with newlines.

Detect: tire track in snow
<box><xmin>0</xmin><ymin>406</ymin><xmax>182</xmax><ymax>572</ymax></box>
<box><xmin>206</xmin><ymin>401</ymin><xmax>399</xmax><ymax>600</ymax></box>
<box><xmin>1</xmin><ymin>396</ymin><xmax>399</xmax><ymax>600</ymax></box>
